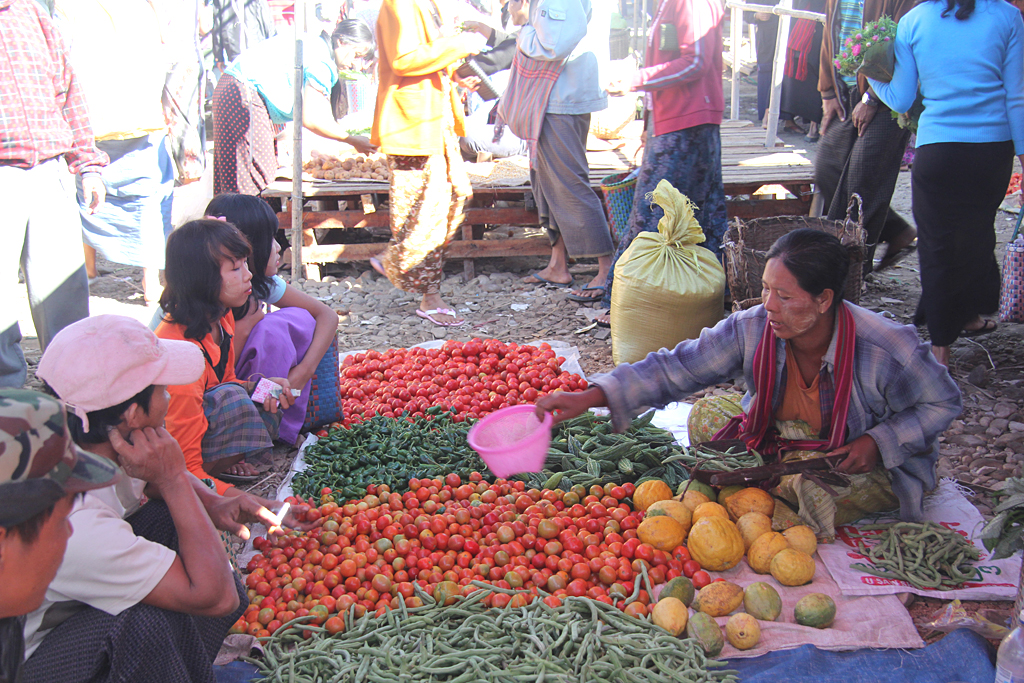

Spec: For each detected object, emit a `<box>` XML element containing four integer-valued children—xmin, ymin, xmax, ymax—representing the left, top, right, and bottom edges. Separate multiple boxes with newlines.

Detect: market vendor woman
<box><xmin>212</xmin><ymin>18</ymin><xmax>377</xmax><ymax>194</ymax></box>
<box><xmin>537</xmin><ymin>229</ymin><xmax>961</xmax><ymax>540</ymax></box>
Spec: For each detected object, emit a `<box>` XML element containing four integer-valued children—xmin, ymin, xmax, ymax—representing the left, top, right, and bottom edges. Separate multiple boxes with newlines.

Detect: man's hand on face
<box><xmin>108</xmin><ymin>427</ymin><xmax>187</xmax><ymax>489</ymax></box>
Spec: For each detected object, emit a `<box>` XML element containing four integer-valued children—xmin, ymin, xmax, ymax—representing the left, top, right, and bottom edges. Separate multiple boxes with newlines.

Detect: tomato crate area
<box><xmin>331</xmin><ymin>339</ymin><xmax>588</xmax><ymax>427</ymax></box>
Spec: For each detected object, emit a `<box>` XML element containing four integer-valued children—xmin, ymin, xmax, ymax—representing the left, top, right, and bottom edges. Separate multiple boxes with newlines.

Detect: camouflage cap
<box><xmin>0</xmin><ymin>389</ymin><xmax>120</xmax><ymax>527</ymax></box>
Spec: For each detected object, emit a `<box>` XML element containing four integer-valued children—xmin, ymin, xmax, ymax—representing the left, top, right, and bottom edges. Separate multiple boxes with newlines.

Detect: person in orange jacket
<box><xmin>369</xmin><ymin>0</ymin><xmax>485</xmax><ymax>327</ymax></box>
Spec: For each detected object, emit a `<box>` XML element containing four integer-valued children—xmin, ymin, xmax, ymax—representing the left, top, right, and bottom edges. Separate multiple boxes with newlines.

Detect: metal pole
<box><xmin>764</xmin><ymin>0</ymin><xmax>792</xmax><ymax>149</ymax></box>
<box><xmin>291</xmin><ymin>0</ymin><xmax>305</xmax><ymax>281</ymax></box>
<box><xmin>729</xmin><ymin>5</ymin><xmax>742</xmax><ymax>120</ymax></box>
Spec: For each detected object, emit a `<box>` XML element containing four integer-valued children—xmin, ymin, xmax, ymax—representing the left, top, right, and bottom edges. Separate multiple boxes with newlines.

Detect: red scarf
<box><xmin>784</xmin><ymin>18</ymin><xmax>816</xmax><ymax>81</ymax></box>
<box><xmin>713</xmin><ymin>302</ymin><xmax>857</xmax><ymax>457</ymax></box>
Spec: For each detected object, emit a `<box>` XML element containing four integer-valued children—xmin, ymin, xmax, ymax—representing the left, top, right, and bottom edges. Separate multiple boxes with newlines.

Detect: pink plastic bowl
<box><xmin>467</xmin><ymin>404</ymin><xmax>553</xmax><ymax>478</ymax></box>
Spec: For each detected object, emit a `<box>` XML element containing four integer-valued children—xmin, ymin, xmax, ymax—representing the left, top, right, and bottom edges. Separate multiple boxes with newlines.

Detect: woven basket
<box><xmin>590</xmin><ymin>95</ymin><xmax>639</xmax><ymax>140</ymax></box>
<box><xmin>724</xmin><ymin>194</ymin><xmax>867</xmax><ymax>306</ymax></box>
<box><xmin>302</xmin><ymin>336</ymin><xmax>343</xmax><ymax>432</ymax></box>
<box><xmin>600</xmin><ymin>171</ymin><xmax>638</xmax><ymax>247</ymax></box>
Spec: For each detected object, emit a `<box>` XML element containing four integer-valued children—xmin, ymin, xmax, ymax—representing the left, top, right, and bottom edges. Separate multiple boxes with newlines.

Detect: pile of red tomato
<box><xmin>237</xmin><ymin>474</ymin><xmax>710</xmax><ymax>639</ymax></box>
<box><xmin>331</xmin><ymin>340</ymin><xmax>588</xmax><ymax>428</ymax></box>
<box><xmin>1008</xmin><ymin>172</ymin><xmax>1021</xmax><ymax>197</ymax></box>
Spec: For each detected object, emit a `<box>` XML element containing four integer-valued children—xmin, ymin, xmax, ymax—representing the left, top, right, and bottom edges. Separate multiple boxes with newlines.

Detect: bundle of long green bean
<box><xmin>849</xmin><ymin>521</ymin><xmax>982</xmax><ymax>590</ymax></box>
<box><xmin>522</xmin><ymin>411</ymin><xmax>691</xmax><ymax>492</ymax></box>
<box><xmin>291</xmin><ymin>409</ymin><xmax>485</xmax><ymax>500</ymax></box>
<box><xmin>662</xmin><ymin>443</ymin><xmax>764</xmax><ymax>475</ymax></box>
<box><xmin>247</xmin><ymin>584</ymin><xmax>739</xmax><ymax>683</ymax></box>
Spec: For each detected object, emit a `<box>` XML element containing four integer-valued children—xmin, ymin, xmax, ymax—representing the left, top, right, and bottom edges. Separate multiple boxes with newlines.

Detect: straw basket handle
<box><xmin>846</xmin><ymin>193</ymin><xmax>864</xmax><ymax>228</ymax></box>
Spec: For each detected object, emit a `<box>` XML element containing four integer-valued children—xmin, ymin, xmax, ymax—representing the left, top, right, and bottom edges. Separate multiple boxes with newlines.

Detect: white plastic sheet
<box><xmin>818</xmin><ymin>478</ymin><xmax>1021</xmax><ymax>601</ymax></box>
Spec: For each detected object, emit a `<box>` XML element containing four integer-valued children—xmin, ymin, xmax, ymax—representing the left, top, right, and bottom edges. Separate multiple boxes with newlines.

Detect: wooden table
<box><xmin>264</xmin><ymin>120</ymin><xmax>814</xmax><ymax>281</ymax></box>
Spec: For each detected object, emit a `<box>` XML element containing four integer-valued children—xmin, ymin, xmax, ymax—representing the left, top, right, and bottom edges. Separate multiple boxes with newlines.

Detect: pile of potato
<box><xmin>303</xmin><ymin>152</ymin><xmax>389</xmax><ymax>181</ymax></box>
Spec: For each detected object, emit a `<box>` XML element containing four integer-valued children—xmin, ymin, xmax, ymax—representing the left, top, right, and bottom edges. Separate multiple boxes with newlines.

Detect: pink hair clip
<box><xmin>204</xmin><ymin>215</ymin><xmax>228</xmax><ymax>222</ymax></box>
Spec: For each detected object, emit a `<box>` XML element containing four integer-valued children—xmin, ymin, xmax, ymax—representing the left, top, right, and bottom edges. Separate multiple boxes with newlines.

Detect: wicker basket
<box><xmin>600</xmin><ymin>171</ymin><xmax>638</xmax><ymax>247</ymax></box>
<box><xmin>724</xmin><ymin>194</ymin><xmax>867</xmax><ymax>306</ymax></box>
<box><xmin>590</xmin><ymin>95</ymin><xmax>639</xmax><ymax>140</ymax></box>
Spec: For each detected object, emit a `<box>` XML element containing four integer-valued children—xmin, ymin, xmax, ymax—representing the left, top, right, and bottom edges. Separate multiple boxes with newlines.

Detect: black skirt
<box><xmin>911</xmin><ymin>140</ymin><xmax>1014</xmax><ymax>347</ymax></box>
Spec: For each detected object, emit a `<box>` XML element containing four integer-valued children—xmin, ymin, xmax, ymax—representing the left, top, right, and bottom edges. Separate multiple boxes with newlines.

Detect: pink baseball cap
<box><xmin>38</xmin><ymin>315</ymin><xmax>204</xmax><ymax>428</ymax></box>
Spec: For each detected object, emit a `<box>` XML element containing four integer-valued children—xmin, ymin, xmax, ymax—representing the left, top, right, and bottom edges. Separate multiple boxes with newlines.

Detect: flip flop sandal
<box><xmin>417</xmin><ymin>308</ymin><xmax>467</xmax><ymax>327</ymax></box>
<box><xmin>804</xmin><ymin>132</ymin><xmax>820</xmax><ymax>142</ymax></box>
<box><xmin>523</xmin><ymin>272</ymin><xmax>573</xmax><ymax>288</ymax></box>
<box><xmin>595</xmin><ymin>315</ymin><xmax>610</xmax><ymax>328</ymax></box>
<box><xmin>566</xmin><ymin>286</ymin><xmax>608</xmax><ymax>303</ymax></box>
<box><xmin>962</xmin><ymin>319</ymin><xmax>998</xmax><ymax>338</ymax></box>
<box><xmin>875</xmin><ymin>239</ymin><xmax>917</xmax><ymax>272</ymax></box>
<box><xmin>369</xmin><ymin>256</ymin><xmax>387</xmax><ymax>277</ymax></box>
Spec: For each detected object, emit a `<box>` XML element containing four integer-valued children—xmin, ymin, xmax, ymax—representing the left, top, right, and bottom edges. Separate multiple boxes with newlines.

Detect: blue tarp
<box><xmin>725</xmin><ymin>628</ymin><xmax>996</xmax><ymax>683</ymax></box>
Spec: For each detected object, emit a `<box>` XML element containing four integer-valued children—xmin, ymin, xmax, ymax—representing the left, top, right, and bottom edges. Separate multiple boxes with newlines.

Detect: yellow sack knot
<box><xmin>643</xmin><ymin>179</ymin><xmax>706</xmax><ymax>247</ymax></box>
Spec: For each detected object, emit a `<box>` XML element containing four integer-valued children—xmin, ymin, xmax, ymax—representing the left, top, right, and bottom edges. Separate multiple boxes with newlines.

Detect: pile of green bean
<box><xmin>523</xmin><ymin>411</ymin><xmax>692</xmax><ymax>492</ymax></box>
<box><xmin>662</xmin><ymin>443</ymin><xmax>764</xmax><ymax>475</ymax></box>
<box><xmin>247</xmin><ymin>584</ymin><xmax>739</xmax><ymax>683</ymax></box>
<box><xmin>849</xmin><ymin>521</ymin><xmax>982</xmax><ymax>590</ymax></box>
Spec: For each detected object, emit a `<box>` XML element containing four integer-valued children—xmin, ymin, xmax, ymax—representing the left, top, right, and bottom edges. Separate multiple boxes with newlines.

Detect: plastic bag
<box><xmin>858</xmin><ymin>40</ymin><xmax>895</xmax><ymax>82</ymax></box>
<box><xmin>610</xmin><ymin>180</ymin><xmax>726</xmax><ymax>365</ymax></box>
<box><xmin>921</xmin><ymin>599</ymin><xmax>1011</xmax><ymax>640</ymax></box>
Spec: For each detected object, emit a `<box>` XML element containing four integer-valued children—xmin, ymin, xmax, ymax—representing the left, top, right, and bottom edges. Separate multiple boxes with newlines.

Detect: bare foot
<box><xmin>226</xmin><ymin>461</ymin><xmax>259</xmax><ymax>476</ymax></box>
<box><xmin>596</xmin><ymin>312</ymin><xmax>610</xmax><ymax>327</ymax></box>
<box><xmin>204</xmin><ymin>455</ymin><xmax>259</xmax><ymax>478</ymax></box>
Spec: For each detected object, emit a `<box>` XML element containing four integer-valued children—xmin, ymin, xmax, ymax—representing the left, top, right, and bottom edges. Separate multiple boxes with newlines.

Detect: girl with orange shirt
<box><xmin>155</xmin><ymin>219</ymin><xmax>293</xmax><ymax>493</ymax></box>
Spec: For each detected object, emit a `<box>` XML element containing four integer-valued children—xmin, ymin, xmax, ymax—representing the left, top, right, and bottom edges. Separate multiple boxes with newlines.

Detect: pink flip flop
<box><xmin>416</xmin><ymin>308</ymin><xmax>466</xmax><ymax>327</ymax></box>
<box><xmin>369</xmin><ymin>256</ymin><xmax>386</xmax><ymax>277</ymax></box>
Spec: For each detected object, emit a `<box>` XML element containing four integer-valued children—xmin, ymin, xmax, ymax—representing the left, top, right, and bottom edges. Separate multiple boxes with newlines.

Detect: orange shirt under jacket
<box><xmin>371</xmin><ymin>0</ymin><xmax>475</xmax><ymax>156</ymax></box>
<box><xmin>156</xmin><ymin>312</ymin><xmax>239</xmax><ymax>494</ymax></box>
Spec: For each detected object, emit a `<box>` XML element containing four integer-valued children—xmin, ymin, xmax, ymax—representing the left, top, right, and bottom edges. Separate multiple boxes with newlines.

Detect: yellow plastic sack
<box><xmin>610</xmin><ymin>180</ymin><xmax>726</xmax><ymax>365</ymax></box>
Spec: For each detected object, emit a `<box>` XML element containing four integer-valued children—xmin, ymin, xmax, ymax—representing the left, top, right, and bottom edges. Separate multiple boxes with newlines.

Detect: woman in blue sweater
<box><xmin>868</xmin><ymin>0</ymin><xmax>1024</xmax><ymax>366</ymax></box>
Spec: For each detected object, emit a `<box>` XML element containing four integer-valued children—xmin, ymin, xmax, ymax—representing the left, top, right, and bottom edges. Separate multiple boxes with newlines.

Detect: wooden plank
<box><xmin>727</xmin><ymin>197</ymin><xmax>810</xmax><ymax>219</ymax></box>
<box><xmin>303</xmin><ymin>237</ymin><xmax>552</xmax><ymax>263</ymax></box>
<box><xmin>279</xmin><ymin>206</ymin><xmax>542</xmax><ymax>231</ymax></box>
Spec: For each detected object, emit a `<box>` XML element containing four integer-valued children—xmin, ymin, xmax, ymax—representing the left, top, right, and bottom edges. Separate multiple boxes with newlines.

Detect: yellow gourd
<box><xmin>633</xmin><ymin>480</ymin><xmax>673</xmax><ymax>512</ymax></box>
<box><xmin>638</xmin><ymin>516</ymin><xmax>686</xmax><ymax>552</ymax></box>
<box><xmin>724</xmin><ymin>487</ymin><xmax>776</xmax><ymax>521</ymax></box>
<box><xmin>691</xmin><ymin>501</ymin><xmax>730</xmax><ymax>524</ymax></box>
<box><xmin>686</xmin><ymin>517</ymin><xmax>745</xmax><ymax>571</ymax></box>
<box><xmin>747</xmin><ymin>532</ymin><xmax>790</xmax><ymax>574</ymax></box>
<box><xmin>646</xmin><ymin>500</ymin><xmax>692</xmax><ymax>537</ymax></box>
<box><xmin>770</xmin><ymin>548</ymin><xmax>817</xmax><ymax>586</ymax></box>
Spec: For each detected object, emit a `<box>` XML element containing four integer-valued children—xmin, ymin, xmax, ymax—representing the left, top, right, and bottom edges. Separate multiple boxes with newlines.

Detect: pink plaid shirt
<box><xmin>0</xmin><ymin>0</ymin><xmax>107</xmax><ymax>174</ymax></box>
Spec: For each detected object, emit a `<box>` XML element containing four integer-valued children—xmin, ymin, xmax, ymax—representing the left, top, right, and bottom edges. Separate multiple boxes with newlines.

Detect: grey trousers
<box><xmin>0</xmin><ymin>159</ymin><xmax>90</xmax><ymax>387</ymax></box>
<box><xmin>531</xmin><ymin>113</ymin><xmax>614</xmax><ymax>258</ymax></box>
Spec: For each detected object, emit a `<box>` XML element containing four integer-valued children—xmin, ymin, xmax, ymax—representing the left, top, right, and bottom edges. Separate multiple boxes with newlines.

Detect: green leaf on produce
<box><xmin>980</xmin><ymin>477</ymin><xmax>1024</xmax><ymax>559</ymax></box>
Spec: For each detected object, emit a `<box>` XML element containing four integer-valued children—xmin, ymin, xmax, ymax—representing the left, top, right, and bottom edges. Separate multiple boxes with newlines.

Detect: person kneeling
<box><xmin>21</xmin><ymin>315</ymin><xmax>303</xmax><ymax>683</ymax></box>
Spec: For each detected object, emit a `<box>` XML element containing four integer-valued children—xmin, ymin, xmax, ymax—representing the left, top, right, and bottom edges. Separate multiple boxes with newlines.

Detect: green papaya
<box><xmin>794</xmin><ymin>593</ymin><xmax>836</xmax><ymax>629</ymax></box>
<box><xmin>743</xmin><ymin>582</ymin><xmax>782</xmax><ymax>621</ymax></box>
<box><xmin>686</xmin><ymin>611</ymin><xmax>724</xmax><ymax>657</ymax></box>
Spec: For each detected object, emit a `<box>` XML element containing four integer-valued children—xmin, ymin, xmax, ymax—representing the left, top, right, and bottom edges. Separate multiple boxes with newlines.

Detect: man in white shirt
<box><xmin>21</xmin><ymin>315</ymin><xmax>305</xmax><ymax>683</ymax></box>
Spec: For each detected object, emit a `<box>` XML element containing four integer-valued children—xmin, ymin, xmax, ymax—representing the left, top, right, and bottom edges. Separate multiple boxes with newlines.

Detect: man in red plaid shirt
<box><xmin>0</xmin><ymin>0</ymin><xmax>108</xmax><ymax>388</ymax></box>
